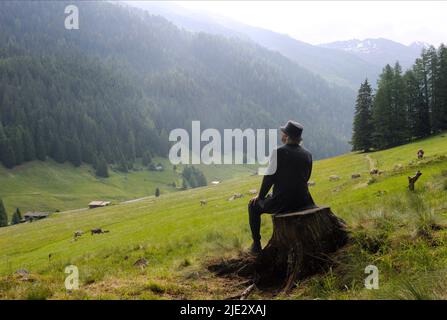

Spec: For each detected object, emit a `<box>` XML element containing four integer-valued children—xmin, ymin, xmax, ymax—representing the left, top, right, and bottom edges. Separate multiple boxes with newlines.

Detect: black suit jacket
<box><xmin>258</xmin><ymin>143</ymin><xmax>315</xmax><ymax>213</ymax></box>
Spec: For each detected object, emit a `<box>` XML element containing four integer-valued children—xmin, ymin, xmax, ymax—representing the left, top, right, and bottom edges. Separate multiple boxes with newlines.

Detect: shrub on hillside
<box><xmin>0</xmin><ymin>199</ymin><xmax>8</xmax><ymax>227</ymax></box>
<box><xmin>94</xmin><ymin>155</ymin><xmax>109</xmax><ymax>178</ymax></box>
<box><xmin>182</xmin><ymin>166</ymin><xmax>207</xmax><ymax>189</ymax></box>
<box><xmin>11</xmin><ymin>208</ymin><xmax>22</xmax><ymax>225</ymax></box>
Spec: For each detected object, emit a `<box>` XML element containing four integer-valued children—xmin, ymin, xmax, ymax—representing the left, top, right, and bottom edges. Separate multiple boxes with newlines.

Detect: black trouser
<box><xmin>248</xmin><ymin>197</ymin><xmax>276</xmax><ymax>242</ymax></box>
<box><xmin>248</xmin><ymin>195</ymin><xmax>316</xmax><ymax>242</ymax></box>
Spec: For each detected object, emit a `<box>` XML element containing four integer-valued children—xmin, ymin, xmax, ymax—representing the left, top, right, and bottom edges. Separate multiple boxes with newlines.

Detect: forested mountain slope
<box><xmin>0</xmin><ymin>53</ymin><xmax>163</xmax><ymax>168</ymax></box>
<box><xmin>0</xmin><ymin>1</ymin><xmax>355</xmax><ymax>170</ymax></box>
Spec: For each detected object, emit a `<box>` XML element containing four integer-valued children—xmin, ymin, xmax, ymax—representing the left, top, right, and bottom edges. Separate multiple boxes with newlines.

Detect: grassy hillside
<box><xmin>0</xmin><ymin>133</ymin><xmax>447</xmax><ymax>299</ymax></box>
<box><xmin>0</xmin><ymin>158</ymin><xmax>254</xmax><ymax>215</ymax></box>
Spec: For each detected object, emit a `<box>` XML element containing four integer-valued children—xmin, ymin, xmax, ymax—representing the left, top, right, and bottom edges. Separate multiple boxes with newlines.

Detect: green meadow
<box><xmin>0</xmin><ymin>133</ymin><xmax>447</xmax><ymax>299</ymax></box>
<box><xmin>0</xmin><ymin>158</ymin><xmax>254</xmax><ymax>215</ymax></box>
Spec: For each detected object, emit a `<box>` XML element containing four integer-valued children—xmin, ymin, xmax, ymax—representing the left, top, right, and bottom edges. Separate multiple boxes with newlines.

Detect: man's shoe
<box><xmin>249</xmin><ymin>241</ymin><xmax>262</xmax><ymax>255</ymax></box>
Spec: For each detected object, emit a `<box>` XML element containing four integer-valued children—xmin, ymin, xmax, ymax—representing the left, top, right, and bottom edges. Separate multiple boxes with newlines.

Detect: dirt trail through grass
<box><xmin>365</xmin><ymin>154</ymin><xmax>377</xmax><ymax>171</ymax></box>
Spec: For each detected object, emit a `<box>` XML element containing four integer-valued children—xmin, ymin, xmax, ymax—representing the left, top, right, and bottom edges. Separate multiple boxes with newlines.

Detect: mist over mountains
<box><xmin>130</xmin><ymin>1</ymin><xmax>429</xmax><ymax>90</ymax></box>
<box><xmin>0</xmin><ymin>1</ymin><xmax>431</xmax><ymax>170</ymax></box>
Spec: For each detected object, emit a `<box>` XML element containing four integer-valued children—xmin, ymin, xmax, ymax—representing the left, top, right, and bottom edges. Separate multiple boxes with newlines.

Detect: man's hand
<box><xmin>249</xmin><ymin>195</ymin><xmax>258</xmax><ymax>206</ymax></box>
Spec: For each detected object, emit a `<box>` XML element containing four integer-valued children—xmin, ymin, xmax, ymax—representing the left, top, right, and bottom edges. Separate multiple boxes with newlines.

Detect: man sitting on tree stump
<box><xmin>248</xmin><ymin>120</ymin><xmax>315</xmax><ymax>255</ymax></box>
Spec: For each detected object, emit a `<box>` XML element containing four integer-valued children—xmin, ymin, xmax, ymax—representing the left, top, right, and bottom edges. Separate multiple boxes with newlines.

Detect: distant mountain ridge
<box><xmin>128</xmin><ymin>2</ymin><xmax>432</xmax><ymax>90</ymax></box>
<box><xmin>128</xmin><ymin>1</ymin><xmax>380</xmax><ymax>89</ymax></box>
<box><xmin>320</xmin><ymin>38</ymin><xmax>429</xmax><ymax>69</ymax></box>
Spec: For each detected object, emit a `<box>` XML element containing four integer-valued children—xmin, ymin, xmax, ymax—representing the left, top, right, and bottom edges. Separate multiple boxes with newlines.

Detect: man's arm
<box><xmin>250</xmin><ymin>148</ymin><xmax>278</xmax><ymax>205</ymax></box>
<box><xmin>257</xmin><ymin>148</ymin><xmax>278</xmax><ymax>200</ymax></box>
<box><xmin>307</xmin><ymin>154</ymin><xmax>313</xmax><ymax>181</ymax></box>
<box><xmin>258</xmin><ymin>174</ymin><xmax>274</xmax><ymax>200</ymax></box>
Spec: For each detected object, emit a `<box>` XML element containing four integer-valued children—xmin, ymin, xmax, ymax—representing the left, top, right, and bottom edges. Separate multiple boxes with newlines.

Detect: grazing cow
<box><xmin>308</xmin><ymin>181</ymin><xmax>316</xmax><ymax>186</ymax></box>
<box><xmin>329</xmin><ymin>175</ymin><xmax>340</xmax><ymax>181</ymax></box>
<box><xmin>91</xmin><ymin>228</ymin><xmax>109</xmax><ymax>235</ymax></box>
<box><xmin>417</xmin><ymin>149</ymin><xmax>424</xmax><ymax>159</ymax></box>
<box><xmin>15</xmin><ymin>269</ymin><xmax>30</xmax><ymax>281</ymax></box>
<box><xmin>134</xmin><ymin>258</ymin><xmax>148</xmax><ymax>269</ymax></box>
<box><xmin>74</xmin><ymin>231</ymin><xmax>83</xmax><ymax>238</ymax></box>
<box><xmin>370</xmin><ymin>169</ymin><xmax>379</xmax><ymax>175</ymax></box>
<box><xmin>15</xmin><ymin>269</ymin><xmax>29</xmax><ymax>276</ymax></box>
<box><xmin>351</xmin><ymin>174</ymin><xmax>361</xmax><ymax>179</ymax></box>
<box><xmin>248</xmin><ymin>189</ymin><xmax>258</xmax><ymax>195</ymax></box>
<box><xmin>200</xmin><ymin>200</ymin><xmax>207</xmax><ymax>206</ymax></box>
<box><xmin>228</xmin><ymin>193</ymin><xmax>244</xmax><ymax>201</ymax></box>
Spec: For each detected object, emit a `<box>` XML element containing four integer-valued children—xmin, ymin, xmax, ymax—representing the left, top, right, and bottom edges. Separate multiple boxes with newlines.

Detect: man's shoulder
<box><xmin>279</xmin><ymin>144</ymin><xmax>312</xmax><ymax>155</ymax></box>
<box><xmin>300</xmin><ymin>146</ymin><xmax>313</xmax><ymax>161</ymax></box>
<box><xmin>300</xmin><ymin>145</ymin><xmax>312</xmax><ymax>156</ymax></box>
<box><xmin>276</xmin><ymin>145</ymin><xmax>290</xmax><ymax>156</ymax></box>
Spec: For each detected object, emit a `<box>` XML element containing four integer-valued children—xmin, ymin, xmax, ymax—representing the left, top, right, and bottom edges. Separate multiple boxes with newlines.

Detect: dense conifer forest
<box><xmin>352</xmin><ymin>45</ymin><xmax>447</xmax><ymax>151</ymax></box>
<box><xmin>0</xmin><ymin>1</ymin><xmax>355</xmax><ymax>170</ymax></box>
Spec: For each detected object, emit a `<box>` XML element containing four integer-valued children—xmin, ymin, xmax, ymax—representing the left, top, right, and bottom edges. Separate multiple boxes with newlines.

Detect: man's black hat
<box><xmin>280</xmin><ymin>120</ymin><xmax>303</xmax><ymax>140</ymax></box>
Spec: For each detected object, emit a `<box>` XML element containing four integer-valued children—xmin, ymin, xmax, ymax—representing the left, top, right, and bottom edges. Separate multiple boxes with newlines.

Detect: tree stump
<box><xmin>254</xmin><ymin>206</ymin><xmax>348</xmax><ymax>292</ymax></box>
<box><xmin>408</xmin><ymin>170</ymin><xmax>422</xmax><ymax>191</ymax></box>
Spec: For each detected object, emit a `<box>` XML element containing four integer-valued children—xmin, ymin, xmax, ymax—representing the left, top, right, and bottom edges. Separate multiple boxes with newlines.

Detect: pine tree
<box><xmin>117</xmin><ymin>154</ymin><xmax>129</xmax><ymax>173</ymax></box>
<box><xmin>0</xmin><ymin>123</ymin><xmax>9</xmax><ymax>167</ymax></box>
<box><xmin>372</xmin><ymin>65</ymin><xmax>395</xmax><ymax>149</ymax></box>
<box><xmin>352</xmin><ymin>79</ymin><xmax>374</xmax><ymax>151</ymax></box>
<box><xmin>155</xmin><ymin>187</ymin><xmax>160</xmax><ymax>197</ymax></box>
<box><xmin>95</xmin><ymin>155</ymin><xmax>109</xmax><ymax>178</ymax></box>
<box><xmin>142</xmin><ymin>151</ymin><xmax>152</xmax><ymax>167</ymax></box>
<box><xmin>11</xmin><ymin>208</ymin><xmax>22</xmax><ymax>225</ymax></box>
<box><xmin>425</xmin><ymin>47</ymin><xmax>442</xmax><ymax>131</ymax></box>
<box><xmin>182</xmin><ymin>179</ymin><xmax>188</xmax><ymax>190</ymax></box>
<box><xmin>412</xmin><ymin>57</ymin><xmax>432</xmax><ymax>137</ymax></box>
<box><xmin>195</xmin><ymin>169</ymin><xmax>207</xmax><ymax>187</ymax></box>
<box><xmin>10</xmin><ymin>126</ymin><xmax>24</xmax><ymax>165</ymax></box>
<box><xmin>23</xmin><ymin>129</ymin><xmax>36</xmax><ymax>161</ymax></box>
<box><xmin>416</xmin><ymin>53</ymin><xmax>431</xmax><ymax>131</ymax></box>
<box><xmin>67</xmin><ymin>138</ymin><xmax>82</xmax><ymax>167</ymax></box>
<box><xmin>0</xmin><ymin>199</ymin><xmax>8</xmax><ymax>227</ymax></box>
<box><xmin>371</xmin><ymin>63</ymin><xmax>409</xmax><ymax>149</ymax></box>
<box><xmin>51</xmin><ymin>138</ymin><xmax>66</xmax><ymax>164</ymax></box>
<box><xmin>358</xmin><ymin>44</ymin><xmax>447</xmax><ymax>148</ymax></box>
<box><xmin>35</xmin><ymin>123</ymin><xmax>47</xmax><ymax>161</ymax></box>
<box><xmin>81</xmin><ymin>143</ymin><xmax>94</xmax><ymax>164</ymax></box>
<box><xmin>435</xmin><ymin>44</ymin><xmax>447</xmax><ymax>131</ymax></box>
<box><xmin>127</xmin><ymin>132</ymin><xmax>136</xmax><ymax>162</ymax></box>
<box><xmin>181</xmin><ymin>166</ymin><xmax>207</xmax><ymax>188</ymax></box>
<box><xmin>404</xmin><ymin>69</ymin><xmax>430</xmax><ymax>139</ymax></box>
<box><xmin>1</xmin><ymin>139</ymin><xmax>16</xmax><ymax>168</ymax></box>
<box><xmin>391</xmin><ymin>62</ymin><xmax>409</xmax><ymax>145</ymax></box>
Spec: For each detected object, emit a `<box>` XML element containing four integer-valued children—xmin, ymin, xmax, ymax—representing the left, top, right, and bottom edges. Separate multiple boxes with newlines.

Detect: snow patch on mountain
<box><xmin>319</xmin><ymin>38</ymin><xmax>432</xmax><ymax>68</ymax></box>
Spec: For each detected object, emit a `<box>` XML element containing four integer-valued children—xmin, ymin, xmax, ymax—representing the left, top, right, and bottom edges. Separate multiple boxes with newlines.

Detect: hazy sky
<box><xmin>173</xmin><ymin>1</ymin><xmax>446</xmax><ymax>46</ymax></box>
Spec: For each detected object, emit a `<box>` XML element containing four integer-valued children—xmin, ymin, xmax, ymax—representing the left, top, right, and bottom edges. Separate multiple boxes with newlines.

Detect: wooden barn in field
<box><xmin>88</xmin><ymin>201</ymin><xmax>111</xmax><ymax>209</ymax></box>
<box><xmin>23</xmin><ymin>212</ymin><xmax>50</xmax><ymax>222</ymax></box>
